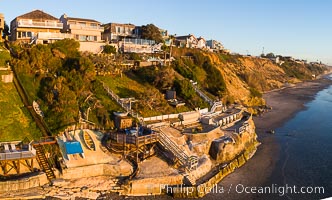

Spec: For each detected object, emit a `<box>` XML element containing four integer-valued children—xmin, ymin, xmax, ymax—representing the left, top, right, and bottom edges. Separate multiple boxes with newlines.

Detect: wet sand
<box><xmin>205</xmin><ymin>76</ymin><xmax>332</xmax><ymax>200</ymax></box>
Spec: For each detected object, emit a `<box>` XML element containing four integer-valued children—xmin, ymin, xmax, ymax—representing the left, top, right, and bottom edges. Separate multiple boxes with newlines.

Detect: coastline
<box><xmin>205</xmin><ymin>76</ymin><xmax>332</xmax><ymax>200</ymax></box>
<box><xmin>1</xmin><ymin>77</ymin><xmax>331</xmax><ymax>200</ymax></box>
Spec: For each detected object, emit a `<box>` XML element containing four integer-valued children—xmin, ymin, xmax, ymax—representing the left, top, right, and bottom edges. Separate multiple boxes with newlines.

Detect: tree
<box><xmin>266</xmin><ymin>52</ymin><xmax>275</xmax><ymax>58</ymax></box>
<box><xmin>103</xmin><ymin>45</ymin><xmax>116</xmax><ymax>54</ymax></box>
<box><xmin>141</xmin><ymin>24</ymin><xmax>163</xmax><ymax>43</ymax></box>
<box><xmin>173</xmin><ymin>79</ymin><xmax>195</xmax><ymax>100</ymax></box>
<box><xmin>2</xmin><ymin>21</ymin><xmax>10</xmax><ymax>39</ymax></box>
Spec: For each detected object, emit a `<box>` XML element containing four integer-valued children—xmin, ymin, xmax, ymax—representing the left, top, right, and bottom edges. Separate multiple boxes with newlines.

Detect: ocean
<box><xmin>264</xmin><ymin>77</ymin><xmax>332</xmax><ymax>199</ymax></box>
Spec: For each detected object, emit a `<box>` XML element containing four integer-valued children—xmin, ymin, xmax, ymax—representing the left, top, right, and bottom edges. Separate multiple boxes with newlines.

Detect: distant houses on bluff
<box><xmin>2</xmin><ymin>9</ymin><xmax>228</xmax><ymax>54</ymax></box>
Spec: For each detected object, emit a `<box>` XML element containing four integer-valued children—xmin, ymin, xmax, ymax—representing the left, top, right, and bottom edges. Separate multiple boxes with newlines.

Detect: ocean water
<box><xmin>264</xmin><ymin>80</ymin><xmax>332</xmax><ymax>199</ymax></box>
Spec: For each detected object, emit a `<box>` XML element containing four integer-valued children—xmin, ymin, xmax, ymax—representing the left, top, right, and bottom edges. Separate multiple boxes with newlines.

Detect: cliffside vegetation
<box><xmin>0</xmin><ymin>43</ymin><xmax>10</xmax><ymax>66</ymax></box>
<box><xmin>10</xmin><ymin>39</ymin><xmax>115</xmax><ymax>132</ymax></box>
<box><xmin>8</xmin><ymin>39</ymin><xmax>327</xmax><ymax>132</ymax></box>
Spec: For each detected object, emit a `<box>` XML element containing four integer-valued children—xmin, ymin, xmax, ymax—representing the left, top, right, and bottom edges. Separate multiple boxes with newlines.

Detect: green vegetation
<box><xmin>171</xmin><ymin>48</ymin><xmax>227</xmax><ymax>98</ymax></box>
<box><xmin>141</xmin><ymin>24</ymin><xmax>163</xmax><ymax>43</ymax></box>
<box><xmin>280</xmin><ymin>61</ymin><xmax>325</xmax><ymax>80</ymax></box>
<box><xmin>98</xmin><ymin>72</ymin><xmax>190</xmax><ymax>117</ymax></box>
<box><xmin>133</xmin><ymin>65</ymin><xmax>208</xmax><ymax>108</ymax></box>
<box><xmin>10</xmin><ymin>39</ymin><xmax>111</xmax><ymax>132</ymax></box>
<box><xmin>0</xmin><ymin>72</ymin><xmax>42</xmax><ymax>142</ymax></box>
<box><xmin>0</xmin><ymin>43</ymin><xmax>10</xmax><ymax>66</ymax></box>
<box><xmin>103</xmin><ymin>45</ymin><xmax>117</xmax><ymax>54</ymax></box>
<box><xmin>7</xmin><ymin>38</ymin><xmax>327</xmax><ymax>133</ymax></box>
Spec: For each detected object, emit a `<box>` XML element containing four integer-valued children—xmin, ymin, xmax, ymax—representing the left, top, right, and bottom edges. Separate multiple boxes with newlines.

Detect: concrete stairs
<box><xmin>157</xmin><ymin>129</ymin><xmax>198</xmax><ymax>171</ymax></box>
<box><xmin>191</xmin><ymin>82</ymin><xmax>214</xmax><ymax>107</ymax></box>
<box><xmin>158</xmin><ymin>130</ymin><xmax>188</xmax><ymax>166</ymax></box>
<box><xmin>184</xmin><ymin>174</ymin><xmax>196</xmax><ymax>186</ymax></box>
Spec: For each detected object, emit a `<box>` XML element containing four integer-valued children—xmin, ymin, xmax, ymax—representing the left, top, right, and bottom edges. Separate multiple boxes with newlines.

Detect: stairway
<box><xmin>100</xmin><ymin>81</ymin><xmax>144</xmax><ymax>122</ymax></box>
<box><xmin>191</xmin><ymin>82</ymin><xmax>214</xmax><ymax>107</ymax></box>
<box><xmin>159</xmin><ymin>129</ymin><xmax>197</xmax><ymax>170</ymax></box>
<box><xmin>210</xmin><ymin>101</ymin><xmax>223</xmax><ymax>113</ymax></box>
<box><xmin>34</xmin><ymin>145</ymin><xmax>56</xmax><ymax>181</ymax></box>
<box><xmin>184</xmin><ymin>174</ymin><xmax>196</xmax><ymax>186</ymax></box>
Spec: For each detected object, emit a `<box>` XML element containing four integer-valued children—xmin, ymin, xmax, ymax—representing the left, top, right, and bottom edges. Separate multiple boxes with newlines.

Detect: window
<box><xmin>18</xmin><ymin>32</ymin><xmax>21</xmax><ymax>38</ymax></box>
<box><xmin>117</xmin><ymin>27</ymin><xmax>120</xmax><ymax>33</ymax></box>
<box><xmin>94</xmin><ymin>36</ymin><xmax>97</xmax><ymax>41</ymax></box>
<box><xmin>22</xmin><ymin>32</ymin><xmax>26</xmax><ymax>38</ymax></box>
<box><xmin>79</xmin><ymin>35</ymin><xmax>86</xmax><ymax>41</ymax></box>
<box><xmin>90</xmin><ymin>23</ymin><xmax>97</xmax><ymax>28</ymax></box>
<box><xmin>79</xmin><ymin>22</ymin><xmax>86</xmax><ymax>27</ymax></box>
<box><xmin>27</xmin><ymin>32</ymin><xmax>32</xmax><ymax>37</ymax></box>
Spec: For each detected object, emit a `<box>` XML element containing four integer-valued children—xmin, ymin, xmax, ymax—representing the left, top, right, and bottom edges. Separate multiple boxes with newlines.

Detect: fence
<box><xmin>143</xmin><ymin>109</ymin><xmax>208</xmax><ymax>122</ymax></box>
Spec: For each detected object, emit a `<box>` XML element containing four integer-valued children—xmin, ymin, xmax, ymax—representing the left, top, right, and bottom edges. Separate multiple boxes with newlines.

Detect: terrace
<box><xmin>17</xmin><ymin>20</ymin><xmax>63</xmax><ymax>29</ymax></box>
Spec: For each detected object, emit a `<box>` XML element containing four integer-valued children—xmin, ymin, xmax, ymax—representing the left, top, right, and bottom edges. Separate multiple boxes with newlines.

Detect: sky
<box><xmin>1</xmin><ymin>0</ymin><xmax>331</xmax><ymax>64</ymax></box>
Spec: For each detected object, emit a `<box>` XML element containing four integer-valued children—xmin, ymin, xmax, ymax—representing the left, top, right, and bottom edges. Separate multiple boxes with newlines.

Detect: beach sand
<box><xmin>204</xmin><ymin>77</ymin><xmax>332</xmax><ymax>200</ymax></box>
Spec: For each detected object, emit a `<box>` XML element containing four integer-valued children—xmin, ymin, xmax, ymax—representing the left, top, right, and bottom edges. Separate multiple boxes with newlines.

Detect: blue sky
<box><xmin>1</xmin><ymin>0</ymin><xmax>331</xmax><ymax>64</ymax></box>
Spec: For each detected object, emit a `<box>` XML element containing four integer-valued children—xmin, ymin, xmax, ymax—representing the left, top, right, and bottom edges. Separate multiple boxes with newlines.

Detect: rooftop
<box><xmin>15</xmin><ymin>9</ymin><xmax>58</xmax><ymax>21</ymax></box>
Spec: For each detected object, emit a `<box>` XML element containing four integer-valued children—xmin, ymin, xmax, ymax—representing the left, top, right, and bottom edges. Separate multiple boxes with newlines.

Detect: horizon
<box><xmin>1</xmin><ymin>0</ymin><xmax>331</xmax><ymax>64</ymax></box>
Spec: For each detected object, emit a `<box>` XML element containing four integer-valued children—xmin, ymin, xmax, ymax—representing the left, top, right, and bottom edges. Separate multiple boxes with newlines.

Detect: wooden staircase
<box><xmin>34</xmin><ymin>145</ymin><xmax>56</xmax><ymax>181</ymax></box>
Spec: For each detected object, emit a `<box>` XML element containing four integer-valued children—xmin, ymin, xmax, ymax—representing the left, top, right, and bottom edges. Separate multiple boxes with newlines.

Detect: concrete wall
<box><xmin>1</xmin><ymin>72</ymin><xmax>13</xmax><ymax>83</ymax></box>
<box><xmin>79</xmin><ymin>41</ymin><xmax>105</xmax><ymax>54</ymax></box>
<box><xmin>61</xmin><ymin>163</ymin><xmax>132</xmax><ymax>179</ymax></box>
<box><xmin>127</xmin><ymin>175</ymin><xmax>183</xmax><ymax>196</ymax></box>
<box><xmin>0</xmin><ymin>173</ymin><xmax>48</xmax><ymax>193</ymax></box>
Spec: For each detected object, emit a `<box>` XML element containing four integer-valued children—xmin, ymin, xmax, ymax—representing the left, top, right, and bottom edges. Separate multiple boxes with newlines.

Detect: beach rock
<box><xmin>52</xmin><ymin>178</ymin><xmax>69</xmax><ymax>187</ymax></box>
<box><xmin>209</xmin><ymin>140</ymin><xmax>225</xmax><ymax>161</ymax></box>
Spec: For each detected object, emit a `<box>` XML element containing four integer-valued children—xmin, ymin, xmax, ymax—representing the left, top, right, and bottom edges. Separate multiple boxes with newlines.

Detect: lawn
<box><xmin>0</xmin><ymin>71</ymin><xmax>42</xmax><ymax>142</ymax></box>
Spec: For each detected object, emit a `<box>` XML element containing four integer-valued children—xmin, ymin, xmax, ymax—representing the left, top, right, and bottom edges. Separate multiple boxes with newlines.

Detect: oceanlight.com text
<box><xmin>160</xmin><ymin>184</ymin><xmax>325</xmax><ymax>196</ymax></box>
<box><xmin>234</xmin><ymin>184</ymin><xmax>325</xmax><ymax>196</ymax></box>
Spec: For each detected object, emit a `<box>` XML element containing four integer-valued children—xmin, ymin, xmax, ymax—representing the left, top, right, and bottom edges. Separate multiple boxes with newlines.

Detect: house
<box><xmin>10</xmin><ymin>10</ymin><xmax>63</xmax><ymax>43</ymax></box>
<box><xmin>102</xmin><ymin>22</ymin><xmax>136</xmax><ymax>42</ymax></box>
<box><xmin>0</xmin><ymin>13</ymin><xmax>4</xmax><ymax>41</ymax></box>
<box><xmin>175</xmin><ymin>34</ymin><xmax>198</xmax><ymax>48</ymax></box>
<box><xmin>197</xmin><ymin>37</ymin><xmax>206</xmax><ymax>49</ymax></box>
<box><xmin>60</xmin><ymin>14</ymin><xmax>105</xmax><ymax>53</ymax></box>
<box><xmin>159</xmin><ymin>28</ymin><xmax>168</xmax><ymax>39</ymax></box>
<box><xmin>60</xmin><ymin>14</ymin><xmax>103</xmax><ymax>42</ymax></box>
<box><xmin>120</xmin><ymin>38</ymin><xmax>156</xmax><ymax>53</ymax></box>
<box><xmin>206</xmin><ymin>39</ymin><xmax>224</xmax><ymax>51</ymax></box>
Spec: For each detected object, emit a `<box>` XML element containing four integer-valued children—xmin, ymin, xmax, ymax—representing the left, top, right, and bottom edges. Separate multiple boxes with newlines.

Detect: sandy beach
<box><xmin>204</xmin><ymin>76</ymin><xmax>332</xmax><ymax>200</ymax></box>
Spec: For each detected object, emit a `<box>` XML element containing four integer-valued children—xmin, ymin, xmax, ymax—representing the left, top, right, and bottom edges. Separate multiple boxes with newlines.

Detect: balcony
<box><xmin>36</xmin><ymin>32</ymin><xmax>73</xmax><ymax>40</ymax></box>
<box><xmin>17</xmin><ymin>21</ymin><xmax>63</xmax><ymax>29</ymax></box>
<box><xmin>69</xmin><ymin>24</ymin><xmax>104</xmax><ymax>31</ymax></box>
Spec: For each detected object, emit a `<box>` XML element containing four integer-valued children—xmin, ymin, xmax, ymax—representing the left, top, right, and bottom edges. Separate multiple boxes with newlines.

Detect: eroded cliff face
<box><xmin>209</xmin><ymin>117</ymin><xmax>259</xmax><ymax>163</ymax></box>
<box><xmin>202</xmin><ymin>53</ymin><xmax>289</xmax><ymax>106</ymax></box>
<box><xmin>172</xmin><ymin>48</ymin><xmax>326</xmax><ymax>110</ymax></box>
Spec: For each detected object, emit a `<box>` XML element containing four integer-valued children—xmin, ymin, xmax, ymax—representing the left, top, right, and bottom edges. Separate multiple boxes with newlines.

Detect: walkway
<box><xmin>100</xmin><ymin>81</ymin><xmax>144</xmax><ymax>122</ymax></box>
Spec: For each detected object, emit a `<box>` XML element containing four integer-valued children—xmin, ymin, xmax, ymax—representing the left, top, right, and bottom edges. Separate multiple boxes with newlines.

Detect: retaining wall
<box><xmin>61</xmin><ymin>163</ymin><xmax>132</xmax><ymax>179</ymax></box>
<box><xmin>0</xmin><ymin>173</ymin><xmax>48</xmax><ymax>193</ymax></box>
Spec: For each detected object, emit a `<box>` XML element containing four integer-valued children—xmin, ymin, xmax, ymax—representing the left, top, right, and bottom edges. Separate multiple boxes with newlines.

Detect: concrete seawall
<box><xmin>0</xmin><ymin>173</ymin><xmax>48</xmax><ymax>193</ymax></box>
<box><xmin>61</xmin><ymin>163</ymin><xmax>132</xmax><ymax>180</ymax></box>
